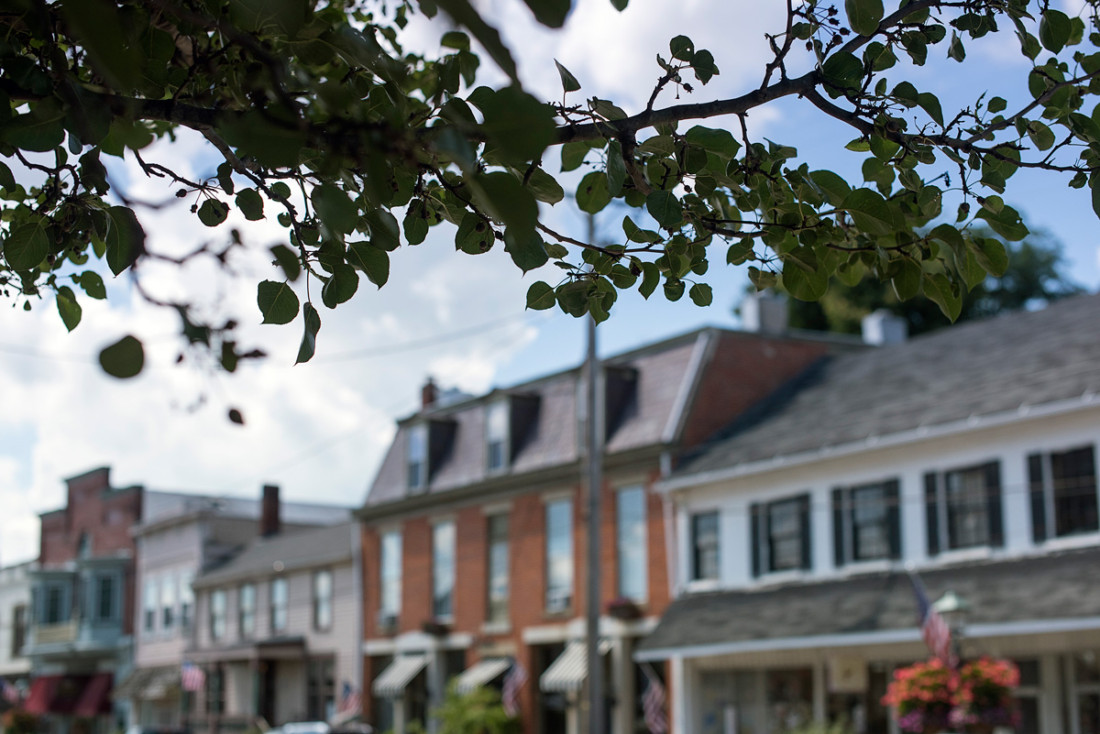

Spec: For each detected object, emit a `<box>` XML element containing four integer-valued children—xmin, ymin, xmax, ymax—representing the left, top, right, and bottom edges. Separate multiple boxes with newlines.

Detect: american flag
<box><xmin>908</xmin><ymin>571</ymin><xmax>955</xmax><ymax>667</ymax></box>
<box><xmin>338</xmin><ymin>682</ymin><xmax>361</xmax><ymax>714</ymax></box>
<box><xmin>181</xmin><ymin>663</ymin><xmax>206</xmax><ymax>692</ymax></box>
<box><xmin>501</xmin><ymin>660</ymin><xmax>527</xmax><ymax>717</ymax></box>
<box><xmin>0</xmin><ymin>677</ymin><xmax>20</xmax><ymax>705</ymax></box>
<box><xmin>641</xmin><ymin>667</ymin><xmax>668</xmax><ymax>734</ymax></box>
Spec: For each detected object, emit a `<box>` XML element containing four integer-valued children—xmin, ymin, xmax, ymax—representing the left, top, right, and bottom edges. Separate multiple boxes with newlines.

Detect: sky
<box><xmin>1</xmin><ymin>0</ymin><xmax>1098</xmax><ymax>564</ymax></box>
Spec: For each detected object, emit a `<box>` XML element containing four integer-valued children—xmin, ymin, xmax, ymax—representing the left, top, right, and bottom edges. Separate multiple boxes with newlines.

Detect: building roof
<box><xmin>673</xmin><ymin>293</ymin><xmax>1100</xmax><ymax>481</ymax></box>
<box><xmin>192</xmin><ymin>522</ymin><xmax>354</xmax><ymax>588</ymax></box>
<box><xmin>636</xmin><ymin>546</ymin><xmax>1100</xmax><ymax>659</ymax></box>
<box><xmin>135</xmin><ymin>491</ymin><xmax>351</xmax><ymax>534</ymax></box>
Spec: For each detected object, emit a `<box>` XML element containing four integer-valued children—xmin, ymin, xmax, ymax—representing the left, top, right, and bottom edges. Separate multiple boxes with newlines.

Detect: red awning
<box><xmin>74</xmin><ymin>673</ymin><xmax>113</xmax><ymax>717</ymax></box>
<box><xmin>23</xmin><ymin>677</ymin><xmax>59</xmax><ymax>714</ymax></box>
<box><xmin>23</xmin><ymin>674</ymin><xmax>113</xmax><ymax>716</ymax></box>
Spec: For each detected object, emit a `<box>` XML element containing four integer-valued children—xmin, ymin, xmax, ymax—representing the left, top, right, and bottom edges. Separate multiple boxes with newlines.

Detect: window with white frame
<box><xmin>432</xmin><ymin>522</ymin><xmax>455</xmax><ymax>620</ymax></box>
<box><xmin>313</xmin><ymin>570</ymin><xmax>333</xmax><ymax>631</ymax></box>
<box><xmin>616</xmin><ymin>486</ymin><xmax>647</xmax><ymax>601</ymax></box>
<box><xmin>143</xmin><ymin>577</ymin><xmax>158</xmax><ymax>633</ymax></box>
<box><xmin>1029</xmin><ymin>445</ymin><xmax>1099</xmax><ymax>541</ymax></box>
<box><xmin>95</xmin><ymin>573</ymin><xmax>116</xmax><ymax>622</ymax></box>
<box><xmin>486</xmin><ymin>514</ymin><xmax>509</xmax><ymax>624</ymax></box>
<box><xmin>161</xmin><ymin>574</ymin><xmax>176</xmax><ymax>631</ymax></box>
<box><xmin>486</xmin><ymin>400</ymin><xmax>509</xmax><ymax>472</ymax></box>
<box><xmin>239</xmin><ymin>583</ymin><xmax>256</xmax><ymax>638</ymax></box>
<box><xmin>751</xmin><ymin>494</ymin><xmax>812</xmax><ymax>575</ymax></box>
<box><xmin>925</xmin><ymin>462</ymin><xmax>1002</xmax><ymax>554</ymax></box>
<box><xmin>690</xmin><ymin>511</ymin><xmax>720</xmax><ymax>582</ymax></box>
<box><xmin>545</xmin><ymin>498</ymin><xmax>573</xmax><ymax>612</ymax></box>
<box><xmin>407</xmin><ymin>424</ymin><xmax>428</xmax><ymax>491</ymax></box>
<box><xmin>43</xmin><ymin>584</ymin><xmax>66</xmax><ymax>625</ymax></box>
<box><xmin>270</xmin><ymin>577</ymin><xmax>288</xmax><ymax>633</ymax></box>
<box><xmin>210</xmin><ymin>589</ymin><xmax>227</xmax><ymax>641</ymax></box>
<box><xmin>379</xmin><ymin>530</ymin><xmax>401</xmax><ymax>624</ymax></box>
<box><xmin>179</xmin><ymin>571</ymin><xmax>194</xmax><ymax>629</ymax></box>
<box><xmin>832</xmin><ymin>480</ymin><xmax>901</xmax><ymax>566</ymax></box>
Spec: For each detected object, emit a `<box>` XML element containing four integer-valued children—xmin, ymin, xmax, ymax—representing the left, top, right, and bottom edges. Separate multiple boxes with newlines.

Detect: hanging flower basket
<box><xmin>606</xmin><ymin>597</ymin><xmax>642</xmax><ymax>620</ymax></box>
<box><xmin>882</xmin><ymin>657</ymin><xmax>1020</xmax><ymax>734</ymax></box>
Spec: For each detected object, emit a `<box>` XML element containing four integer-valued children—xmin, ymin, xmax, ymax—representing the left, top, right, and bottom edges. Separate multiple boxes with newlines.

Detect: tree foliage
<box><xmin>3</xmin><ymin>0</ymin><xmax>1100</xmax><ymax>377</ymax></box>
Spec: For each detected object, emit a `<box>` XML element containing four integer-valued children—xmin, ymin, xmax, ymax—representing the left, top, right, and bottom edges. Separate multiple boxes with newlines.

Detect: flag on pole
<box><xmin>181</xmin><ymin>663</ymin><xmax>206</xmax><ymax>692</ymax></box>
<box><xmin>0</xmin><ymin>677</ymin><xmax>20</xmax><ymax>705</ymax></box>
<box><xmin>501</xmin><ymin>660</ymin><xmax>527</xmax><ymax>717</ymax></box>
<box><xmin>338</xmin><ymin>681</ymin><xmax>361</xmax><ymax>714</ymax></box>
<box><xmin>908</xmin><ymin>570</ymin><xmax>955</xmax><ymax>667</ymax></box>
<box><xmin>641</xmin><ymin>666</ymin><xmax>668</xmax><ymax>734</ymax></box>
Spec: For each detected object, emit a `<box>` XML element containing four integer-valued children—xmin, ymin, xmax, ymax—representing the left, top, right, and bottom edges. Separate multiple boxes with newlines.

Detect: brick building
<box><xmin>357</xmin><ymin>325</ymin><xmax>856</xmax><ymax>734</ymax></box>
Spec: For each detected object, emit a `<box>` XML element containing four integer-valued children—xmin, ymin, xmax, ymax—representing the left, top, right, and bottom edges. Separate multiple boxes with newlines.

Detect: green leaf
<box><xmin>105</xmin><ymin>206</ymin><xmax>146</xmax><ymax>275</ymax></box>
<box><xmin>809</xmin><ymin>170</ymin><xmax>851</xmax><ymax>206</ymax></box>
<box><xmin>455</xmin><ymin>212</ymin><xmax>495</xmax><ymax>254</ymax></box>
<box><xmin>610</xmin><ymin>0</ymin><xmax>628</xmax><ymax>9</ymax></box>
<box><xmin>821</xmin><ymin>52</ymin><xmax>863</xmax><ymax>93</ymax></box>
<box><xmin>554</xmin><ymin>60</ymin><xmax>581</xmax><ymax>93</ymax></box>
<box><xmin>472</xmin><ymin>171</ymin><xmax>538</xmax><ymax>234</ymax></box>
<box><xmin>271</xmin><ymin>244</ymin><xmax>302</xmax><ymax>282</ymax></box>
<box><xmin>685</xmin><ymin>126</ymin><xmax>739</xmax><ymax>158</ymax></box>
<box><xmin>296</xmin><ymin>302</ymin><xmax>321</xmax><ymax>364</ymax></box>
<box><xmin>526</xmin><ymin>281</ymin><xmax>556</xmax><ymax>310</ymax></box>
<box><xmin>56</xmin><ymin>286</ymin><xmax>82</xmax><ymax>332</ymax></box>
<box><xmin>1039</xmin><ymin>9</ymin><xmax>1071</xmax><ymax>53</ymax></box>
<box><xmin>638</xmin><ymin>262</ymin><xmax>660</xmax><ymax>299</ymax></box>
<box><xmin>197</xmin><ymin>199</ymin><xmax>230</xmax><ymax>227</ymax></box>
<box><xmin>576</xmin><ymin>171</ymin><xmax>611</xmax><ymax>214</ymax></box>
<box><xmin>670</xmin><ymin>35</ymin><xmax>694</xmax><ymax>62</ymax></box>
<box><xmin>3</xmin><ymin>104</ymin><xmax>66</xmax><ymax>152</ymax></box>
<box><xmin>98</xmin><ymin>335</ymin><xmax>145</xmax><ymax>379</ymax></box>
<box><xmin>974</xmin><ymin>204</ymin><xmax>1028</xmax><ymax>241</ymax></box>
<box><xmin>236</xmin><ymin>189</ymin><xmax>265</xmax><ymax>220</ymax></box>
<box><xmin>988</xmin><ymin>97</ymin><xmax>1007</xmax><ymax>113</ymax></box>
<box><xmin>321</xmin><ymin>263</ymin><xmax>359</xmax><ymax>308</ymax></box>
<box><xmin>366</xmin><ymin>209</ymin><xmax>402</xmax><ymax>251</ymax></box>
<box><xmin>607</xmin><ymin>140</ymin><xmax>627</xmax><ymax>196</ymax></box>
<box><xmin>845</xmin><ymin>0</ymin><xmax>883</xmax><ymax>36</ymax></box>
<box><xmin>60</xmin><ymin>0</ymin><xmax>142</xmax><ymax>90</ymax></box>
<box><xmin>922</xmin><ymin>272</ymin><xmax>963</xmax><ymax>321</ymax></box>
<box><xmin>970</xmin><ymin>237</ymin><xmax>1009</xmax><ymax>277</ymax></box>
<box><xmin>479</xmin><ymin>86</ymin><xmax>556</xmax><ymax>164</ymax></box>
<box><xmin>76</xmin><ymin>271</ymin><xmax>106</xmax><ymax>299</ymax></box>
<box><xmin>646</xmin><ymin>190</ymin><xmax>683</xmax><ymax>229</ymax></box>
<box><xmin>561</xmin><ymin>141</ymin><xmax>589</xmax><ymax>172</ymax></box>
<box><xmin>218</xmin><ymin>111</ymin><xmax>308</xmax><ymax>168</ymax></box>
<box><xmin>842</xmin><ymin>188</ymin><xmax>902</xmax><ymax>235</ymax></box>
<box><xmin>1027</xmin><ymin>120</ymin><xmax>1056</xmax><ymax>151</ymax></box>
<box><xmin>257</xmin><ymin>280</ymin><xmax>301</xmax><ymax>325</ymax></box>
<box><xmin>0</xmin><ymin>161</ymin><xmax>15</xmax><ymax>192</ymax></box>
<box><xmin>504</xmin><ymin>228</ymin><xmax>549</xmax><ymax>273</ymax></box>
<box><xmin>691</xmin><ymin>50</ymin><xmax>719</xmax><ymax>84</ymax></box>
<box><xmin>917</xmin><ymin>93</ymin><xmax>944</xmax><ymax>126</ymax></box>
<box><xmin>228</xmin><ymin>0</ymin><xmax>309</xmax><ymax>36</ymax></box>
<box><xmin>688</xmin><ymin>283</ymin><xmax>713</xmax><ymax>307</ymax></box>
<box><xmin>440</xmin><ymin>31</ymin><xmax>470</xmax><ymax>50</ymax></box>
<box><xmin>4</xmin><ymin>220</ymin><xmax>49</xmax><ymax>271</ymax></box>
<box><xmin>347</xmin><ymin>241</ymin><xmax>390</xmax><ymax>287</ymax></box>
<box><xmin>522</xmin><ymin>0</ymin><xmax>570</xmax><ymax>28</ymax></box>
<box><xmin>524</xmin><ymin>167</ymin><xmax>566</xmax><ymax>204</ymax></box>
<box><xmin>890</xmin><ymin>259</ymin><xmax>922</xmax><ymax>301</ymax></box>
<box><xmin>404</xmin><ymin>203</ymin><xmax>430</xmax><ymax>245</ymax></box>
<box><xmin>622</xmin><ymin>216</ymin><xmax>662</xmax><ymax>244</ymax></box>
<box><xmin>947</xmin><ymin>31</ymin><xmax>966</xmax><ymax>62</ymax></box>
<box><xmin>312</xmin><ymin>184</ymin><xmax>359</xmax><ymax>235</ymax></box>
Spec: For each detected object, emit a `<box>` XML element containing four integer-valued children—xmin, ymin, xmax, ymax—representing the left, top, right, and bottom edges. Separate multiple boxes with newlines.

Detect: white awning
<box><xmin>372</xmin><ymin>655</ymin><xmax>428</xmax><ymax>698</ymax></box>
<box><xmin>539</xmin><ymin>640</ymin><xmax>611</xmax><ymax>693</ymax></box>
<box><xmin>454</xmin><ymin>658</ymin><xmax>512</xmax><ymax>695</ymax></box>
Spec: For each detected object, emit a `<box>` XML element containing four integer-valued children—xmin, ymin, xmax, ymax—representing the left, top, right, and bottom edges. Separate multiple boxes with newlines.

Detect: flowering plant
<box><xmin>882</xmin><ymin>657</ymin><xmax>1020</xmax><ymax>733</ymax></box>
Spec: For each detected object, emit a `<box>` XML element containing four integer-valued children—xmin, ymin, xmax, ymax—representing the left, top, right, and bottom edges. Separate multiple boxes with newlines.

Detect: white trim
<box><xmin>541</xmin><ymin>488</ymin><xmax>575</xmax><ymax>504</ymax></box>
<box><xmin>659</xmin><ymin>394</ymin><xmax>1100</xmax><ymax>493</ymax></box>
<box><xmin>633</xmin><ymin>615</ymin><xmax>1100</xmax><ymax>662</ymax></box>
<box><xmin>480</xmin><ymin>501</ymin><xmax>512</xmax><ymax>517</ymax></box>
<box><xmin>662</xmin><ymin>331</ymin><xmax>713</xmax><ymax>444</ymax></box>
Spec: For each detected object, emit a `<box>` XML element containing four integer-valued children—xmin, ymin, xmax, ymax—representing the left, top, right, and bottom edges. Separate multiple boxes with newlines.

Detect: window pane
<box><xmin>487</xmin><ymin>401</ymin><xmax>509</xmax><ymax>471</ymax></box>
<box><xmin>768</xmin><ymin>499</ymin><xmax>803</xmax><ymax>571</ymax></box>
<box><xmin>487</xmin><ymin>515</ymin><xmax>509</xmax><ymax>623</ymax></box>
<box><xmin>211</xmin><ymin>590</ymin><xmax>226</xmax><ymax>640</ymax></box>
<box><xmin>946</xmin><ymin>466</ymin><xmax>990</xmax><ymax>548</ymax></box>
<box><xmin>161</xmin><ymin>575</ymin><xmax>176</xmax><ymax>630</ymax></box>
<box><xmin>97</xmin><ymin>575</ymin><xmax>114</xmax><ymax>621</ymax></box>
<box><xmin>432</xmin><ymin>523</ymin><xmax>455</xmax><ymax>619</ymax></box>
<box><xmin>180</xmin><ymin>572</ymin><xmax>194</xmax><ymax>629</ymax></box>
<box><xmin>1052</xmin><ymin>446</ymin><xmax>1099</xmax><ymax>536</ymax></box>
<box><xmin>546</xmin><ymin>499</ymin><xmax>573</xmax><ymax>611</ymax></box>
<box><xmin>691</xmin><ymin>512</ymin><xmax>719</xmax><ymax>581</ymax></box>
<box><xmin>143</xmin><ymin>579</ymin><xmax>158</xmax><ymax>632</ymax></box>
<box><xmin>616</xmin><ymin>487</ymin><xmax>647</xmax><ymax>601</ymax></box>
<box><xmin>851</xmin><ymin>484</ymin><xmax>889</xmax><ymax>561</ymax></box>
<box><xmin>408</xmin><ymin>425</ymin><xmax>427</xmax><ymax>489</ymax></box>
<box><xmin>314</xmin><ymin>571</ymin><xmax>333</xmax><ymax>630</ymax></box>
<box><xmin>240</xmin><ymin>584</ymin><xmax>256</xmax><ymax>637</ymax></box>
<box><xmin>381</xmin><ymin>531</ymin><xmax>402</xmax><ymax>617</ymax></box>
<box><xmin>271</xmin><ymin>578</ymin><xmax>288</xmax><ymax>633</ymax></box>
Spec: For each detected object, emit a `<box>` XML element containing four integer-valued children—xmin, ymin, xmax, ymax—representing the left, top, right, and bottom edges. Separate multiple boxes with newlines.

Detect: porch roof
<box><xmin>636</xmin><ymin>546</ymin><xmax>1100</xmax><ymax>661</ymax></box>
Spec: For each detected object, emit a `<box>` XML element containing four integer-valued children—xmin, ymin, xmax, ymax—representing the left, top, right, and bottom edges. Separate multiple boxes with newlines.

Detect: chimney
<box><xmin>260</xmin><ymin>484</ymin><xmax>281</xmax><ymax>537</ymax></box>
<box><xmin>862</xmin><ymin>309</ymin><xmax>909</xmax><ymax>345</ymax></box>
<box><xmin>421</xmin><ymin>377</ymin><xmax>438</xmax><ymax>409</ymax></box>
<box><xmin>741</xmin><ymin>291</ymin><xmax>789</xmax><ymax>334</ymax></box>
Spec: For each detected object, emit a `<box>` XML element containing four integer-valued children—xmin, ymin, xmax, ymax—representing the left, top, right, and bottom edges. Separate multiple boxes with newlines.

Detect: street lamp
<box><xmin>933</xmin><ymin>589</ymin><xmax>970</xmax><ymax>664</ymax></box>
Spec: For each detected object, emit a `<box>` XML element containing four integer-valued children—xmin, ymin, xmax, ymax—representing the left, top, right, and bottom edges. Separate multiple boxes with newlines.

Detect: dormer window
<box><xmin>407</xmin><ymin>424</ymin><xmax>428</xmax><ymax>491</ymax></box>
<box><xmin>486</xmin><ymin>401</ymin><xmax>509</xmax><ymax>472</ymax></box>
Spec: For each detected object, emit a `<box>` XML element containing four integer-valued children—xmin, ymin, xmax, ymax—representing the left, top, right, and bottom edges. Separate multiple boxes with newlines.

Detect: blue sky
<box><xmin>0</xmin><ymin>0</ymin><xmax>1097</xmax><ymax>564</ymax></box>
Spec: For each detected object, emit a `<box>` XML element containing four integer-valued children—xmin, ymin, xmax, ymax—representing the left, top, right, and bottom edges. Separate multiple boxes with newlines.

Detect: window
<box><xmin>270</xmin><ymin>577</ymin><xmax>288</xmax><ymax>633</ymax></box>
<box><xmin>95</xmin><ymin>574</ymin><xmax>115</xmax><ymax>621</ymax></box>
<box><xmin>161</xmin><ymin>575</ymin><xmax>176</xmax><ymax>631</ymax></box>
<box><xmin>690</xmin><ymin>511</ymin><xmax>720</xmax><ymax>582</ymax></box>
<box><xmin>832</xmin><ymin>480</ymin><xmax>901</xmax><ymax>566</ymax></box>
<box><xmin>486</xmin><ymin>400</ymin><xmax>509</xmax><ymax>472</ymax></box>
<box><xmin>206</xmin><ymin>665</ymin><xmax>224</xmax><ymax>714</ymax></box>
<box><xmin>616</xmin><ymin>486</ymin><xmax>647</xmax><ymax>600</ymax></box>
<box><xmin>307</xmin><ymin>658</ymin><xmax>335</xmax><ymax>721</ymax></box>
<box><xmin>143</xmin><ymin>578</ymin><xmax>158</xmax><ymax>633</ymax></box>
<box><xmin>486</xmin><ymin>514</ymin><xmax>509</xmax><ymax>624</ymax></box>
<box><xmin>432</xmin><ymin>522</ymin><xmax>455</xmax><ymax>620</ymax></box>
<box><xmin>545</xmin><ymin>499</ymin><xmax>573</xmax><ymax>612</ymax></box>
<box><xmin>313</xmin><ymin>570</ymin><xmax>333</xmax><ymax>631</ymax></box>
<box><xmin>925</xmin><ymin>462</ymin><xmax>1002</xmax><ymax>554</ymax></box>
<box><xmin>1029</xmin><ymin>445</ymin><xmax>1099</xmax><ymax>541</ymax></box>
<box><xmin>380</xmin><ymin>531</ymin><xmax>402</xmax><ymax>624</ymax></box>
<box><xmin>751</xmin><ymin>495</ymin><xmax>812</xmax><ymax>576</ymax></box>
<box><xmin>239</xmin><ymin>583</ymin><xmax>256</xmax><ymax>638</ymax></box>
<box><xmin>210</xmin><ymin>589</ymin><xmax>227</xmax><ymax>641</ymax></box>
<box><xmin>180</xmin><ymin>572</ymin><xmax>194</xmax><ymax>629</ymax></box>
<box><xmin>407</xmin><ymin>424</ymin><xmax>428</xmax><ymax>490</ymax></box>
<box><xmin>11</xmin><ymin>604</ymin><xmax>26</xmax><ymax>657</ymax></box>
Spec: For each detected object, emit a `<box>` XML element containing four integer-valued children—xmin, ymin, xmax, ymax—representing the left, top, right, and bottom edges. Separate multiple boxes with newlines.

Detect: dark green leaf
<box><xmin>60</xmin><ymin>0</ymin><xmax>142</xmax><ymax>90</ymax></box>
<box><xmin>1039</xmin><ymin>9</ymin><xmax>1071</xmax><ymax>53</ymax></box>
<box><xmin>479</xmin><ymin>86</ymin><xmax>556</xmax><ymax>163</ymax></box>
<box><xmin>105</xmin><ymin>206</ymin><xmax>146</xmax><ymax>275</ymax></box>
<box><xmin>228</xmin><ymin>0</ymin><xmax>309</xmax><ymax>36</ymax></box>
<box><xmin>257</xmin><ymin>280</ymin><xmax>300</xmax><ymax>325</ymax></box>
<box><xmin>670</xmin><ymin>35</ymin><xmax>694</xmax><ymax>61</ymax></box>
<box><xmin>917</xmin><ymin>93</ymin><xmax>944</xmax><ymax>126</ymax></box>
<box><xmin>504</xmin><ymin>228</ymin><xmax>549</xmax><ymax>272</ymax></box>
<box><xmin>56</xmin><ymin>285</ymin><xmax>82</xmax><ymax>332</ymax></box>
<box><xmin>970</xmin><ymin>237</ymin><xmax>1009</xmax><ymax>277</ymax></box>
<box><xmin>646</xmin><ymin>190</ymin><xmax>683</xmax><ymax>229</ymax></box>
<box><xmin>348</xmin><ymin>241</ymin><xmax>390</xmax><ymax>287</ymax></box>
<box><xmin>691</xmin><ymin>50</ymin><xmax>719</xmax><ymax>84</ymax></box>
<box><xmin>974</xmin><ymin>204</ymin><xmax>1028</xmax><ymax>241</ymax></box>
<box><xmin>607</xmin><ymin>140</ymin><xmax>627</xmax><ymax>196</ymax></box>
<box><xmin>99</xmin><ymin>335</ymin><xmax>144</xmax><ymax>379</ymax></box>
<box><xmin>845</xmin><ymin>0</ymin><xmax>883</xmax><ymax>36</ymax></box>
<box><xmin>685</xmin><ymin>126</ymin><xmax>739</xmax><ymax>158</ymax></box>
<box><xmin>236</xmin><ymin>189</ymin><xmax>265</xmax><ymax>220</ymax></box>
<box><xmin>312</xmin><ymin>184</ymin><xmax>359</xmax><ymax>235</ymax></box>
<box><xmin>321</xmin><ymin>263</ymin><xmax>359</xmax><ymax>308</ymax></box>
<box><xmin>472</xmin><ymin>171</ymin><xmax>538</xmax><ymax>234</ymax></box>
<box><xmin>922</xmin><ymin>272</ymin><xmax>963</xmax><ymax>321</ymax></box>
<box><xmin>524</xmin><ymin>167</ymin><xmax>566</xmax><ymax>204</ymax></box>
<box><xmin>576</xmin><ymin>171</ymin><xmax>611</xmax><ymax>214</ymax></box>
<box><xmin>296</xmin><ymin>302</ymin><xmax>321</xmax><ymax>364</ymax></box>
<box><xmin>366</xmin><ymin>209</ymin><xmax>402</xmax><ymax>251</ymax></box>
<box><xmin>1027</xmin><ymin>120</ymin><xmax>1056</xmax><ymax>150</ymax></box>
<box><xmin>554</xmin><ymin>60</ymin><xmax>581</xmax><ymax>93</ymax></box>
<box><xmin>890</xmin><ymin>259</ymin><xmax>921</xmax><ymax>301</ymax></box>
<box><xmin>522</xmin><ymin>0</ymin><xmax>570</xmax><ymax>28</ymax></box>
<box><xmin>988</xmin><ymin>96</ymin><xmax>1007</xmax><ymax>113</ymax></box>
<box><xmin>561</xmin><ymin>141</ymin><xmax>589</xmax><ymax>172</ymax></box>
<box><xmin>4</xmin><ymin>220</ymin><xmax>49</xmax><ymax>271</ymax></box>
<box><xmin>842</xmin><ymin>188</ymin><xmax>902</xmax><ymax>235</ymax></box>
<box><xmin>0</xmin><ymin>161</ymin><xmax>15</xmax><ymax>192</ymax></box>
<box><xmin>197</xmin><ymin>199</ymin><xmax>230</xmax><ymax>227</ymax></box>
<box><xmin>271</xmin><ymin>244</ymin><xmax>302</xmax><ymax>282</ymax></box>
<box><xmin>809</xmin><ymin>170</ymin><xmax>851</xmax><ymax>206</ymax></box>
<box><xmin>218</xmin><ymin>111</ymin><xmax>308</xmax><ymax>168</ymax></box>
<box><xmin>228</xmin><ymin>408</ymin><xmax>245</xmax><ymax>425</ymax></box>
<box><xmin>455</xmin><ymin>212</ymin><xmax>495</xmax><ymax>254</ymax></box>
<box><xmin>639</xmin><ymin>262</ymin><xmax>660</xmax><ymax>299</ymax></box>
<box><xmin>76</xmin><ymin>271</ymin><xmax>106</xmax><ymax>299</ymax></box>
<box><xmin>688</xmin><ymin>282</ymin><xmax>713</xmax><ymax>307</ymax></box>
<box><xmin>526</xmin><ymin>281</ymin><xmax>555</xmax><ymax>310</ymax></box>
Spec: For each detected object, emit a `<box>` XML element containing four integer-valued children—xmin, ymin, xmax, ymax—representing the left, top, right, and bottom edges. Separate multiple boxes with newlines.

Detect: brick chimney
<box><xmin>421</xmin><ymin>377</ymin><xmax>438</xmax><ymax>409</ymax></box>
<box><xmin>260</xmin><ymin>484</ymin><xmax>281</xmax><ymax>537</ymax></box>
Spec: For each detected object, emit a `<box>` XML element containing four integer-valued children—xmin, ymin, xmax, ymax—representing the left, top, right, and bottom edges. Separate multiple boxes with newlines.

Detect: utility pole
<box><xmin>584</xmin><ymin>213</ymin><xmax>604</xmax><ymax>734</ymax></box>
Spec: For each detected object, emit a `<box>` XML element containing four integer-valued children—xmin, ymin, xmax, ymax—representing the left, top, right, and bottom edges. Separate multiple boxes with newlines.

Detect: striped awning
<box><xmin>453</xmin><ymin>658</ymin><xmax>512</xmax><ymax>695</ymax></box>
<box><xmin>372</xmin><ymin>655</ymin><xmax>428</xmax><ymax>698</ymax></box>
<box><xmin>539</xmin><ymin>640</ymin><xmax>611</xmax><ymax>693</ymax></box>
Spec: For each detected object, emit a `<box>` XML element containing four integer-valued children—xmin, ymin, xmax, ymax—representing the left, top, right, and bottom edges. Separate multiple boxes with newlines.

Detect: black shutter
<box><xmin>985</xmin><ymin>461</ymin><xmax>1004</xmax><ymax>547</ymax></box>
<box><xmin>1028</xmin><ymin>453</ymin><xmax>1047</xmax><ymax>543</ymax></box>
<box><xmin>832</xmin><ymin>488</ymin><xmax>846</xmax><ymax>568</ymax></box>
<box><xmin>799</xmin><ymin>494</ymin><xmax>813</xmax><ymax>571</ymax></box>
<box><xmin>750</xmin><ymin>503</ymin><xmax>762</xmax><ymax>578</ymax></box>
<box><xmin>885</xmin><ymin>479</ymin><xmax>902</xmax><ymax>560</ymax></box>
<box><xmin>924</xmin><ymin>473</ymin><xmax>940</xmax><ymax>556</ymax></box>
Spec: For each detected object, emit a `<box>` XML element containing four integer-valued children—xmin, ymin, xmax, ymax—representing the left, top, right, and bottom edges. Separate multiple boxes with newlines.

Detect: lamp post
<box><xmin>932</xmin><ymin>589</ymin><xmax>970</xmax><ymax>665</ymax></box>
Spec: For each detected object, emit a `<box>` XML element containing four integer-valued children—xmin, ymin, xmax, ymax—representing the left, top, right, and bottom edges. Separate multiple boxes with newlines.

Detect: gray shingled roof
<box><xmin>676</xmin><ymin>293</ymin><xmax>1100</xmax><ymax>477</ymax></box>
<box><xmin>637</xmin><ymin>546</ymin><xmax>1100</xmax><ymax>656</ymax></box>
<box><xmin>193</xmin><ymin>522</ymin><xmax>353</xmax><ymax>588</ymax></box>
